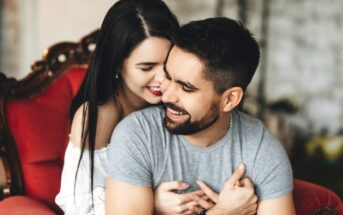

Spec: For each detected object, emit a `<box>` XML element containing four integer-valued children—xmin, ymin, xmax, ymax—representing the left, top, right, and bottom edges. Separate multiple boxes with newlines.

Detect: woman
<box><xmin>55</xmin><ymin>0</ymin><xmax>209</xmax><ymax>214</ymax></box>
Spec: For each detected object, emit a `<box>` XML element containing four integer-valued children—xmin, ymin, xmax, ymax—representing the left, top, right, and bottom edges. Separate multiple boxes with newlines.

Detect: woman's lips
<box><xmin>147</xmin><ymin>87</ymin><xmax>162</xmax><ymax>96</ymax></box>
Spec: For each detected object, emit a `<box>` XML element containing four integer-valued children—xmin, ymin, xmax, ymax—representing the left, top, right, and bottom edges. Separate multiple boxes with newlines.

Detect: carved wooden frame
<box><xmin>0</xmin><ymin>29</ymin><xmax>99</xmax><ymax>199</ymax></box>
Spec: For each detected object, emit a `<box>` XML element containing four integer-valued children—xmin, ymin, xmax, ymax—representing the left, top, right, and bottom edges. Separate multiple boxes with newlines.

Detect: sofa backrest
<box><xmin>0</xmin><ymin>30</ymin><xmax>98</xmax><ymax>212</ymax></box>
<box><xmin>6</xmin><ymin>67</ymin><xmax>86</xmax><ymax>211</ymax></box>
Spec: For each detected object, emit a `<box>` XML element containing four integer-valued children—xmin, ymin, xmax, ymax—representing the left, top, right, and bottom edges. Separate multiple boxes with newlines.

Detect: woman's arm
<box><xmin>56</xmin><ymin>103</ymin><xmax>115</xmax><ymax>214</ymax></box>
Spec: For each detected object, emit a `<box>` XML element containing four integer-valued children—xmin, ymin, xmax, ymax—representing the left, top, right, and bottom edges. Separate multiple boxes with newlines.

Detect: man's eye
<box><xmin>182</xmin><ymin>86</ymin><xmax>194</xmax><ymax>92</ymax></box>
<box><xmin>140</xmin><ymin>67</ymin><xmax>153</xmax><ymax>72</ymax></box>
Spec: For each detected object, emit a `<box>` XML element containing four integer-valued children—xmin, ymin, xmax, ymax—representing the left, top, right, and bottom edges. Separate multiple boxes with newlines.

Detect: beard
<box><xmin>163</xmin><ymin>101</ymin><xmax>220</xmax><ymax>135</ymax></box>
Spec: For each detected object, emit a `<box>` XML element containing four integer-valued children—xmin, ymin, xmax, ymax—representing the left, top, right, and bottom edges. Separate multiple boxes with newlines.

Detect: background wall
<box><xmin>0</xmin><ymin>0</ymin><xmax>113</xmax><ymax>78</ymax></box>
<box><xmin>1</xmin><ymin>0</ymin><xmax>342</xmax><ymax>196</ymax></box>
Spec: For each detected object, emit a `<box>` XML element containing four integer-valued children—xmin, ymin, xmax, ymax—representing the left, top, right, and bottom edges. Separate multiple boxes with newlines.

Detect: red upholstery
<box><xmin>294</xmin><ymin>179</ymin><xmax>343</xmax><ymax>214</ymax></box>
<box><xmin>4</xmin><ymin>67</ymin><xmax>86</xmax><ymax>213</ymax></box>
<box><xmin>0</xmin><ymin>196</ymin><xmax>55</xmax><ymax>215</ymax></box>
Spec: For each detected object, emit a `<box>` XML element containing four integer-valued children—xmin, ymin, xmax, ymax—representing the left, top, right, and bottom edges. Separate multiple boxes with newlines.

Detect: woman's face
<box><xmin>121</xmin><ymin>36</ymin><xmax>171</xmax><ymax>105</ymax></box>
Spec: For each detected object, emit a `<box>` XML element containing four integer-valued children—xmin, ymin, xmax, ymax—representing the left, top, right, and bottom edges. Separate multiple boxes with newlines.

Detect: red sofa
<box><xmin>0</xmin><ymin>31</ymin><xmax>342</xmax><ymax>215</ymax></box>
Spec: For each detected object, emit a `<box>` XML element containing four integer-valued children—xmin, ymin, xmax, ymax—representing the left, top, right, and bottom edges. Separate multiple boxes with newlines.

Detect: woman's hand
<box><xmin>155</xmin><ymin>181</ymin><xmax>208</xmax><ymax>215</ymax></box>
<box><xmin>191</xmin><ymin>180</ymin><xmax>219</xmax><ymax>211</ymax></box>
<box><xmin>198</xmin><ymin>164</ymin><xmax>258</xmax><ymax>215</ymax></box>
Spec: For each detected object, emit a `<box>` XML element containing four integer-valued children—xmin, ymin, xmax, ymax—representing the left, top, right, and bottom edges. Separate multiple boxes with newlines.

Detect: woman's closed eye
<box><xmin>140</xmin><ymin>66</ymin><xmax>154</xmax><ymax>72</ymax></box>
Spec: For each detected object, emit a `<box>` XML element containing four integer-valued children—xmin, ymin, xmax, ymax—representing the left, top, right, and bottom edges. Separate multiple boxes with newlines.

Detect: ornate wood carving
<box><xmin>0</xmin><ymin>29</ymin><xmax>99</xmax><ymax>198</ymax></box>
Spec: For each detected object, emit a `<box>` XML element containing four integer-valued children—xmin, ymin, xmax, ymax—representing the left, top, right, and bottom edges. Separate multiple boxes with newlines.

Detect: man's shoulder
<box><xmin>236</xmin><ymin>110</ymin><xmax>264</xmax><ymax>128</ymax></box>
<box><xmin>235</xmin><ymin>112</ymin><xmax>293</xmax><ymax>201</ymax></box>
<box><xmin>117</xmin><ymin>105</ymin><xmax>164</xmax><ymax>128</ymax></box>
<box><xmin>235</xmin><ymin>110</ymin><xmax>265</xmax><ymax>138</ymax></box>
<box><xmin>236</xmin><ymin>110</ymin><xmax>284</xmax><ymax>152</ymax></box>
<box><xmin>135</xmin><ymin>105</ymin><xmax>164</xmax><ymax>119</ymax></box>
<box><xmin>109</xmin><ymin>105</ymin><xmax>166</xmax><ymax>154</ymax></box>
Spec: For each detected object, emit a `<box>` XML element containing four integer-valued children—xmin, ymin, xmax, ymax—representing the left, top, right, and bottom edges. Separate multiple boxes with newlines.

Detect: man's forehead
<box><xmin>165</xmin><ymin>46</ymin><xmax>214</xmax><ymax>89</ymax></box>
<box><xmin>166</xmin><ymin>46</ymin><xmax>204</xmax><ymax>73</ymax></box>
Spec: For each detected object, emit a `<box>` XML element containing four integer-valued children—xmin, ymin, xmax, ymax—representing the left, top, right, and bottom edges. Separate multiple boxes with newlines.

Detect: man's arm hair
<box><xmin>257</xmin><ymin>192</ymin><xmax>296</xmax><ymax>215</ymax></box>
<box><xmin>105</xmin><ymin>178</ymin><xmax>154</xmax><ymax>215</ymax></box>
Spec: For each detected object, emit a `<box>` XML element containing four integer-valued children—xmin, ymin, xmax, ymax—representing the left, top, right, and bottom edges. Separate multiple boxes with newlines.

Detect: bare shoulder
<box><xmin>69</xmin><ymin>103</ymin><xmax>87</xmax><ymax>148</ymax></box>
<box><xmin>70</xmin><ymin>101</ymin><xmax>120</xmax><ymax>150</ymax></box>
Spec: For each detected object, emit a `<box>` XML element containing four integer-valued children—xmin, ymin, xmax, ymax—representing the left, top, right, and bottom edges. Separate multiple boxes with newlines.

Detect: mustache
<box><xmin>164</xmin><ymin>103</ymin><xmax>189</xmax><ymax>114</ymax></box>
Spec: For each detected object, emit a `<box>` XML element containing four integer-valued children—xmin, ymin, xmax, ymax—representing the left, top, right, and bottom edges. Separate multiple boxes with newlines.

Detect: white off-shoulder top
<box><xmin>55</xmin><ymin>142</ymin><xmax>110</xmax><ymax>215</ymax></box>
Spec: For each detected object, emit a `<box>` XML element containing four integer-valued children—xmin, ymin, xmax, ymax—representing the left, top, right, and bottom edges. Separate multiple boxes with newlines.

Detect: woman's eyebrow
<box><xmin>135</xmin><ymin>62</ymin><xmax>158</xmax><ymax>66</ymax></box>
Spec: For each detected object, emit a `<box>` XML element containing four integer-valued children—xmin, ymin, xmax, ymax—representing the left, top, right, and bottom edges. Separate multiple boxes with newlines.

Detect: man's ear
<box><xmin>221</xmin><ymin>87</ymin><xmax>244</xmax><ymax>113</ymax></box>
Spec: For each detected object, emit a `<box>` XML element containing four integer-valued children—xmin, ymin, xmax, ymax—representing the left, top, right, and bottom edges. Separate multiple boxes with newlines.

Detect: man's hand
<box><xmin>196</xmin><ymin>164</ymin><xmax>257</xmax><ymax>215</ymax></box>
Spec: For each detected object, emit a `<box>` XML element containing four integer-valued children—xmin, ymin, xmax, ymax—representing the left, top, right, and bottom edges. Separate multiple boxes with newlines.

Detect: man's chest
<box><xmin>152</xmin><ymin>147</ymin><xmax>237</xmax><ymax>193</ymax></box>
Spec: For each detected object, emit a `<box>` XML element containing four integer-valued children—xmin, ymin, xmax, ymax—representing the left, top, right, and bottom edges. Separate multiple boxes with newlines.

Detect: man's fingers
<box><xmin>196</xmin><ymin>180</ymin><xmax>219</xmax><ymax>203</ymax></box>
<box><xmin>174</xmin><ymin>200</ymin><xmax>206</xmax><ymax>215</ymax></box>
<box><xmin>158</xmin><ymin>181</ymin><xmax>189</xmax><ymax>192</ymax></box>
<box><xmin>250</xmin><ymin>195</ymin><xmax>258</xmax><ymax>204</ymax></box>
<box><xmin>189</xmin><ymin>205</ymin><xmax>204</xmax><ymax>214</ymax></box>
<box><xmin>182</xmin><ymin>208</ymin><xmax>199</xmax><ymax>215</ymax></box>
<box><xmin>240</xmin><ymin>177</ymin><xmax>253</xmax><ymax>188</ymax></box>
<box><xmin>226</xmin><ymin>163</ymin><xmax>245</xmax><ymax>188</ymax></box>
<box><xmin>247</xmin><ymin>203</ymin><xmax>258</xmax><ymax>214</ymax></box>
<box><xmin>192</xmin><ymin>195</ymin><xmax>215</xmax><ymax>210</ymax></box>
<box><xmin>189</xmin><ymin>189</ymin><xmax>205</xmax><ymax>197</ymax></box>
<box><xmin>175</xmin><ymin>189</ymin><xmax>205</xmax><ymax>204</ymax></box>
<box><xmin>173</xmin><ymin>201</ymin><xmax>197</xmax><ymax>214</ymax></box>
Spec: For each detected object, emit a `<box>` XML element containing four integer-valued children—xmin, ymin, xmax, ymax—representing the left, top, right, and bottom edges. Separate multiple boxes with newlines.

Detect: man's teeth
<box><xmin>168</xmin><ymin>108</ymin><xmax>185</xmax><ymax>115</ymax></box>
<box><xmin>148</xmin><ymin>87</ymin><xmax>160</xmax><ymax>92</ymax></box>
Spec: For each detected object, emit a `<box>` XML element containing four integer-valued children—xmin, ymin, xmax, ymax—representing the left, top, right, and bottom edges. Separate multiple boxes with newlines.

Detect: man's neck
<box><xmin>183</xmin><ymin>111</ymin><xmax>233</xmax><ymax>148</ymax></box>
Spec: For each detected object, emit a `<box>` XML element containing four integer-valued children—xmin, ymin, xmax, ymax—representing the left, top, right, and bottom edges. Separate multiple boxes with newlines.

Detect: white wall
<box><xmin>17</xmin><ymin>0</ymin><xmax>114</xmax><ymax>78</ymax></box>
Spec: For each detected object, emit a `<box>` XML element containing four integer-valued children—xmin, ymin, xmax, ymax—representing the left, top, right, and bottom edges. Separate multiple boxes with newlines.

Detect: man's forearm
<box><xmin>206</xmin><ymin>206</ymin><xmax>237</xmax><ymax>215</ymax></box>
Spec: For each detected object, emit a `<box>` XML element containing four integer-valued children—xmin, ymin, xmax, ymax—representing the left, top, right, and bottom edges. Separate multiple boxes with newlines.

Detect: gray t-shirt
<box><xmin>107</xmin><ymin>106</ymin><xmax>293</xmax><ymax>200</ymax></box>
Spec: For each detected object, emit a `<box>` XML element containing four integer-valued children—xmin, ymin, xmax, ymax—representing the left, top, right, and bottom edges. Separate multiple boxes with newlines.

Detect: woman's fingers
<box><xmin>158</xmin><ymin>181</ymin><xmax>190</xmax><ymax>192</ymax></box>
<box><xmin>173</xmin><ymin>200</ymin><xmax>199</xmax><ymax>214</ymax></box>
<box><xmin>192</xmin><ymin>195</ymin><xmax>215</xmax><ymax>210</ymax></box>
<box><xmin>196</xmin><ymin>180</ymin><xmax>219</xmax><ymax>203</ymax></box>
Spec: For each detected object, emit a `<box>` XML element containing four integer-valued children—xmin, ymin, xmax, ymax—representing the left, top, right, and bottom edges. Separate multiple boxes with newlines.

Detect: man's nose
<box><xmin>161</xmin><ymin>82</ymin><xmax>178</xmax><ymax>104</ymax></box>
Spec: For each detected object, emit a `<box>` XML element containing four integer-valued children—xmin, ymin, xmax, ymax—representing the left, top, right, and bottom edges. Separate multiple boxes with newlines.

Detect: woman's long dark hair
<box><xmin>69</xmin><ymin>0</ymin><xmax>179</xmax><ymax>209</ymax></box>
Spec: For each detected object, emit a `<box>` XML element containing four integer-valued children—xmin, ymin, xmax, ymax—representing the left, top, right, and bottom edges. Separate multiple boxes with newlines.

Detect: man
<box><xmin>106</xmin><ymin>17</ymin><xmax>296</xmax><ymax>215</ymax></box>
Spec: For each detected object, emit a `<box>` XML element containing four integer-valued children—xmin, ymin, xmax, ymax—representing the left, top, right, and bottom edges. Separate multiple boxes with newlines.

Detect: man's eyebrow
<box><xmin>176</xmin><ymin>80</ymin><xmax>198</xmax><ymax>89</ymax></box>
<box><xmin>164</xmin><ymin>64</ymin><xmax>198</xmax><ymax>89</ymax></box>
<box><xmin>135</xmin><ymin>62</ymin><xmax>158</xmax><ymax>66</ymax></box>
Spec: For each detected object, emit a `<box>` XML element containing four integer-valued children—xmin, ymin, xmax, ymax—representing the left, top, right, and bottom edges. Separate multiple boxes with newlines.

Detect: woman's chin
<box><xmin>144</xmin><ymin>96</ymin><xmax>162</xmax><ymax>105</ymax></box>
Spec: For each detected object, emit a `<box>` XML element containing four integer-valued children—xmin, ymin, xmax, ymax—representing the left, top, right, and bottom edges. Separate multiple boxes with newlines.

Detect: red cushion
<box><xmin>5</xmin><ymin>67</ymin><xmax>86</xmax><ymax>212</ymax></box>
<box><xmin>0</xmin><ymin>196</ymin><xmax>56</xmax><ymax>215</ymax></box>
<box><xmin>21</xmin><ymin>163</ymin><xmax>63</xmax><ymax>213</ymax></box>
<box><xmin>7</xmin><ymin>77</ymin><xmax>72</xmax><ymax>163</ymax></box>
<box><xmin>293</xmin><ymin>179</ymin><xmax>343</xmax><ymax>214</ymax></box>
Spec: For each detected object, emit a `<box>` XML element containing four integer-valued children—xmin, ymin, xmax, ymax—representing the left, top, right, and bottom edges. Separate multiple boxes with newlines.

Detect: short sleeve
<box><xmin>252</xmin><ymin>128</ymin><xmax>293</xmax><ymax>200</ymax></box>
<box><xmin>106</xmin><ymin>113</ymin><xmax>153</xmax><ymax>187</ymax></box>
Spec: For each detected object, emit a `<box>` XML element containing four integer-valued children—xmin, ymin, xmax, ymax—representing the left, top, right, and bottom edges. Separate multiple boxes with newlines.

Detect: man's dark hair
<box><xmin>171</xmin><ymin>17</ymin><xmax>260</xmax><ymax>93</ymax></box>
